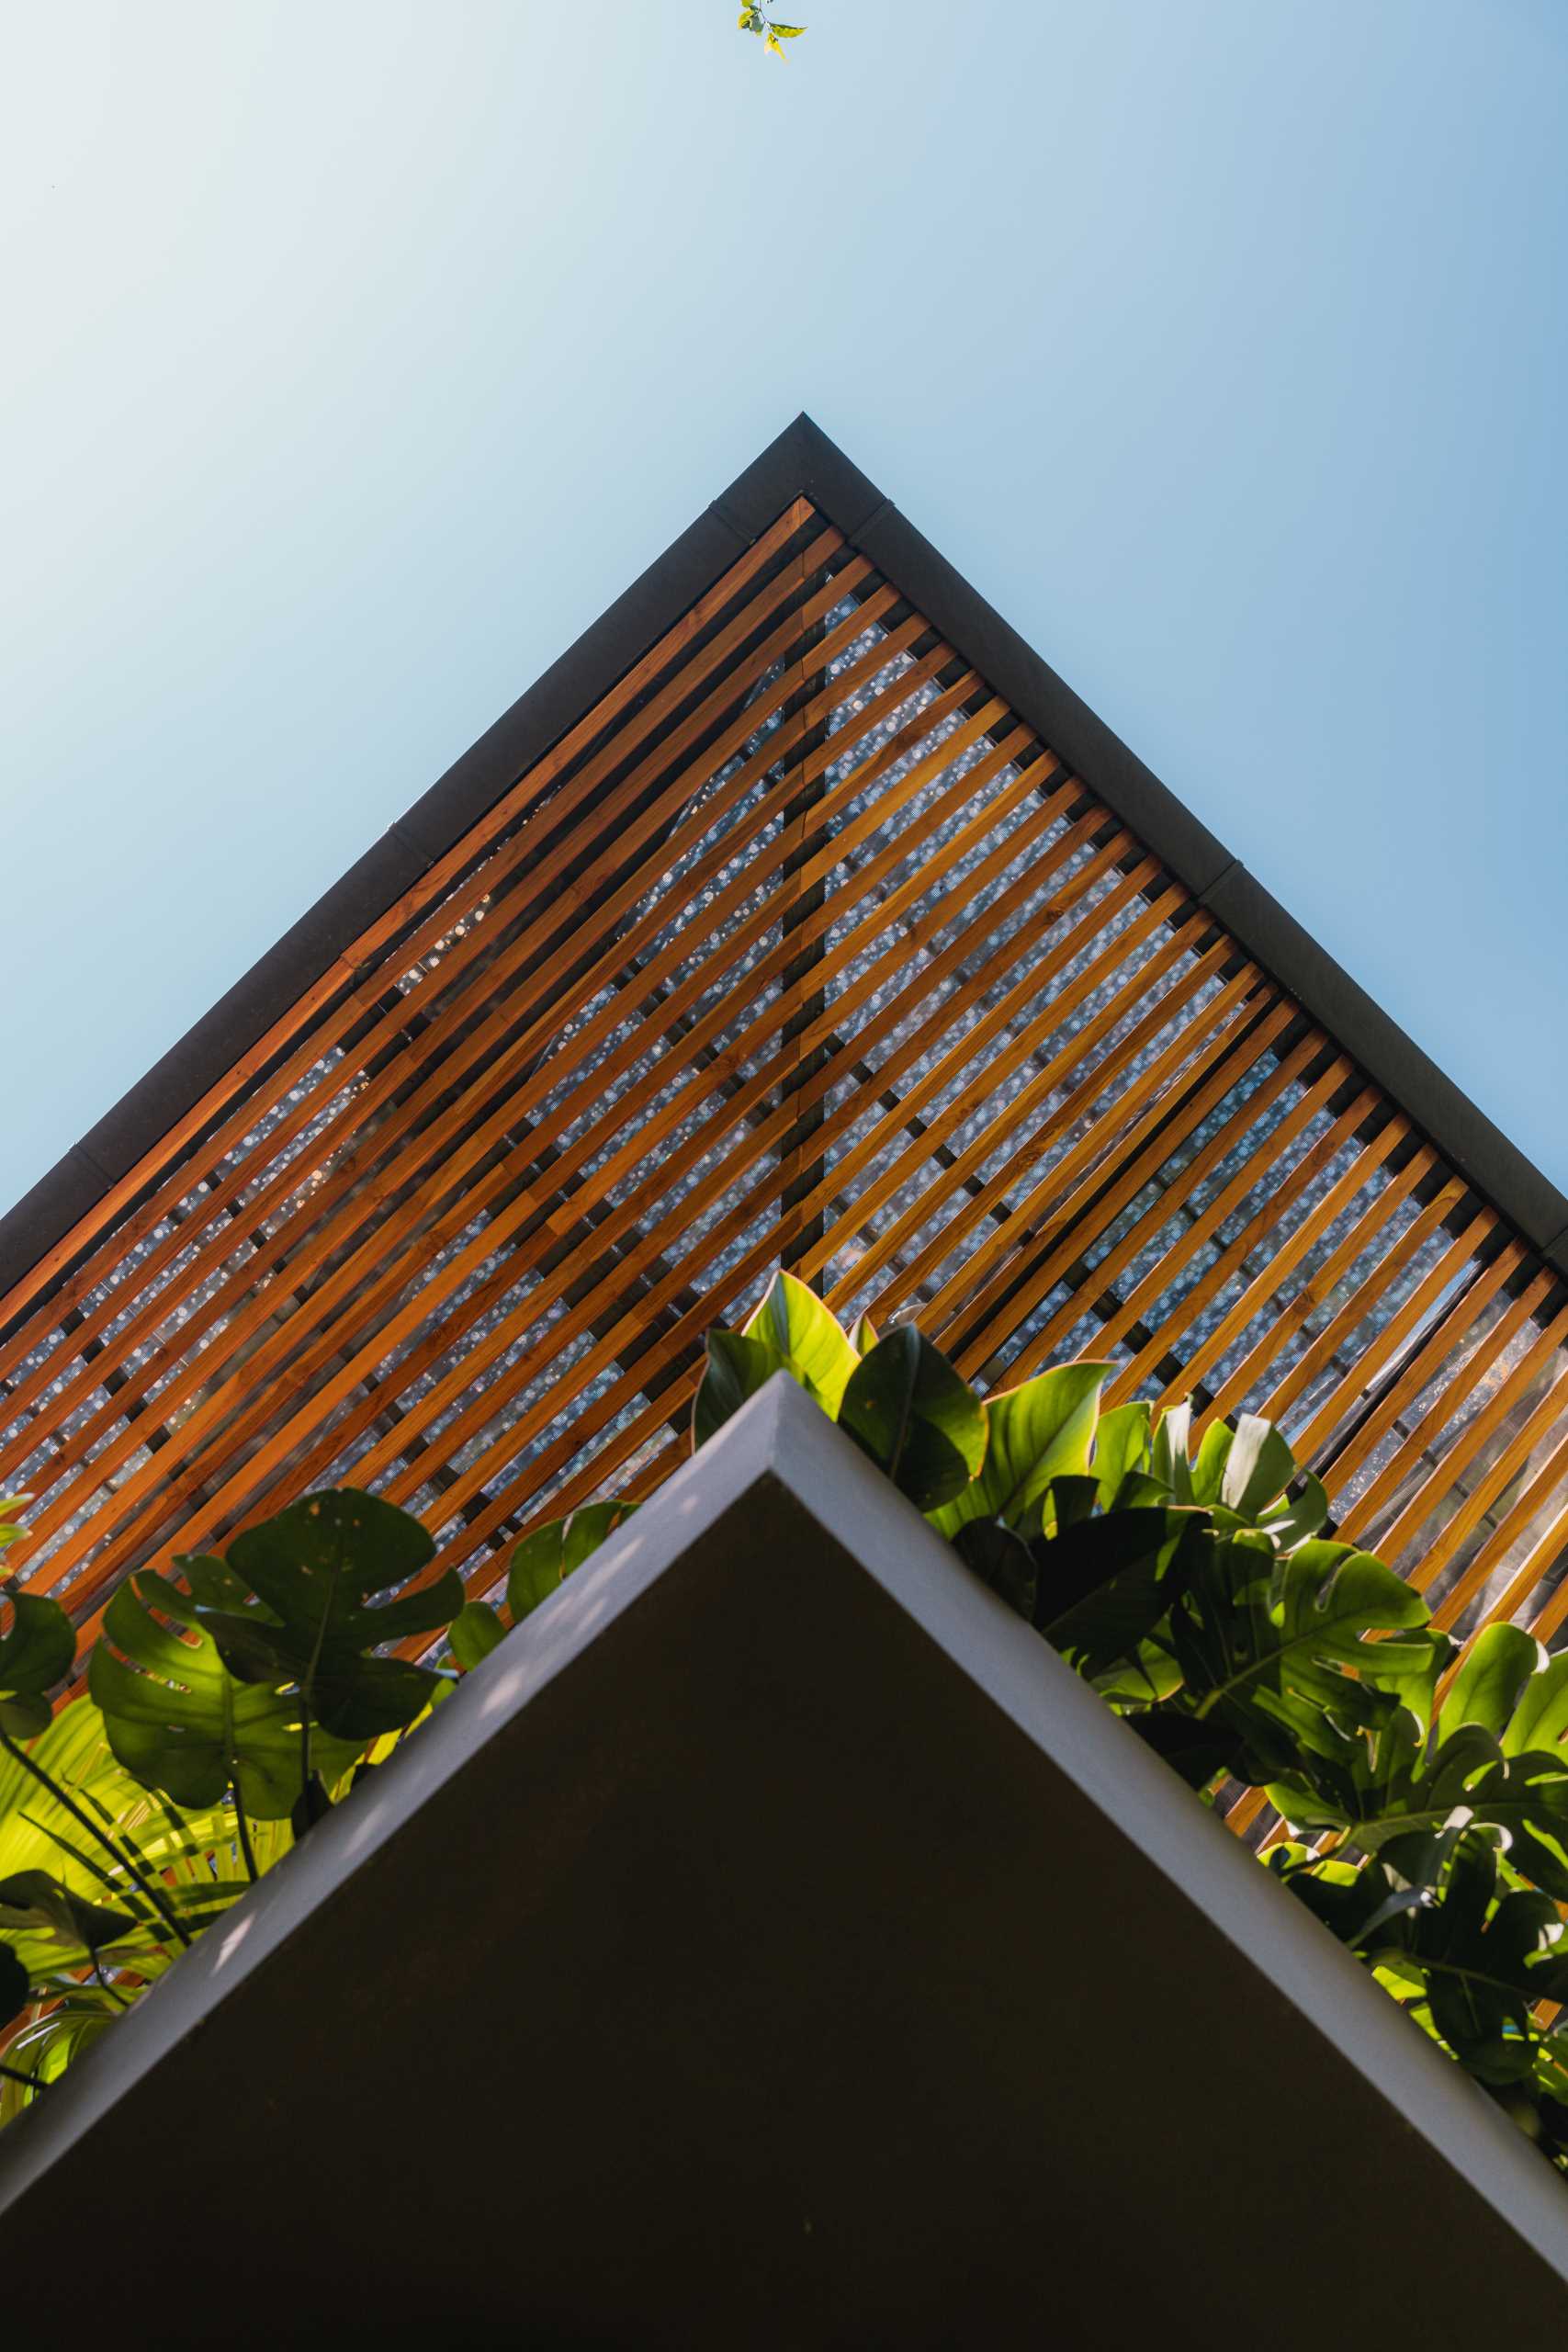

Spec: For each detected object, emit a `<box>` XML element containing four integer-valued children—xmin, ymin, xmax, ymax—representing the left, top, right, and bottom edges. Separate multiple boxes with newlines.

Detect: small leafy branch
<box><xmin>738</xmin><ymin>6</ymin><xmax>807</xmax><ymax>59</ymax></box>
<box><xmin>8</xmin><ymin>1273</ymin><xmax>1568</xmax><ymax>2177</ymax></box>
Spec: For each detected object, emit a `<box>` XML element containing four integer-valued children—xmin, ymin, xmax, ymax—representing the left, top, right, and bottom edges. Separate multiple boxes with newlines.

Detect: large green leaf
<box><xmin>90</xmin><ymin>1564</ymin><xmax>361</xmax><ymax>1821</ymax></box>
<box><xmin>0</xmin><ymin>1870</ymin><xmax>140</xmax><ymax>1960</ymax></box>
<box><xmin>1090</xmin><ymin>1400</ymin><xmax>1152</xmax><ymax>1510</ymax></box>
<box><xmin>1295</xmin><ymin>1834</ymin><xmax>1568</xmax><ymax>2092</ymax></box>
<box><xmin>1189</xmin><ymin>1421</ymin><xmax>1234</xmax><ymax>1508</ymax></box>
<box><xmin>448</xmin><ymin>1601</ymin><xmax>507</xmax><ymax>1671</ymax></box>
<box><xmin>1501</xmin><ymin>1645</ymin><xmax>1568</xmax><ymax>1758</ymax></box>
<box><xmin>1149</xmin><ymin>1400</ymin><xmax>1193</xmax><ymax>1502</ymax></box>
<box><xmin>741</xmin><ymin>1271</ymin><xmax>859</xmax><ymax>1415</ymax></box>
<box><xmin>1184</xmin><ymin>1540</ymin><xmax>1438</xmax><ymax>1726</ymax></box>
<box><xmin>1036</xmin><ymin>1510</ymin><xmax>1198</xmax><ymax>1670</ymax></box>
<box><xmin>951</xmin><ymin>1519</ymin><xmax>1036</xmax><ymax>1620</ymax></box>
<box><xmin>1257</xmin><ymin>1474</ymin><xmax>1330</xmax><ymax>1553</ymax></box>
<box><xmin>0</xmin><ymin>1581</ymin><xmax>75</xmax><ymax>1741</ymax></box>
<box><xmin>1270</xmin><ymin>1702</ymin><xmax>1568</xmax><ymax>1904</ymax></box>
<box><xmin>1217</xmin><ymin>1415</ymin><xmax>1296</xmax><ymax>1520</ymax></box>
<box><xmin>1439</xmin><ymin>1623</ymin><xmax>1543</xmax><ymax>1745</ymax></box>
<box><xmin>692</xmin><ymin>1329</ymin><xmax>785</xmax><ymax>1450</ymax></box>
<box><xmin>1190</xmin><ymin>1415</ymin><xmax>1298</xmax><ymax>1522</ymax></box>
<box><xmin>838</xmin><ymin>1329</ymin><xmax>987</xmax><ymax>1513</ymax></box>
<box><xmin>192</xmin><ymin>1490</ymin><xmax>461</xmax><ymax>1742</ymax></box>
<box><xmin>508</xmin><ymin>1499</ymin><xmax>638</xmax><ymax>1623</ymax></box>
<box><xmin>931</xmin><ymin>1363</ymin><xmax>1111</xmax><ymax>1536</ymax></box>
<box><xmin>1280</xmin><ymin>1842</ymin><xmax>1434</xmax><ymax>1955</ymax></box>
<box><xmin>0</xmin><ymin>1696</ymin><xmax>272</xmax><ymax>1905</ymax></box>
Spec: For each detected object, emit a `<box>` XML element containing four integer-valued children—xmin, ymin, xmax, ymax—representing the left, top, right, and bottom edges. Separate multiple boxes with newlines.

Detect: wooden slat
<box><xmin>4</xmin><ymin>502</ymin><xmax>1563</xmax><ymax>1714</ymax></box>
<box><xmin>988</xmin><ymin>1045</ymin><xmax>1343</xmax><ymax>1386</ymax></box>
<box><xmin>1192</xmin><ymin>1147</ymin><xmax>1438</xmax><ymax>1436</ymax></box>
<box><xmin>0</xmin><ymin>545</ymin><xmax>892</xmax><ymax>1462</ymax></box>
<box><xmin>1336</xmin><ymin>1272</ymin><xmax>1557</xmax><ymax>1544</ymax></box>
<box><xmin>0</xmin><ymin>503</ymin><xmax>831</xmax><ymax>1356</ymax></box>
<box><xmin>1431</xmin><ymin>1419</ymin><xmax>1568</xmax><ymax>1634</ymax></box>
<box><xmin>1102</xmin><ymin>1080</ymin><xmax>1379</xmax><ymax>1407</ymax></box>
<box><xmin>44</xmin><ymin>731</ymin><xmax>1091</xmax><ymax>1606</ymax></box>
<box><xmin>918</xmin><ymin>994</ymin><xmax>1296</xmax><ymax>1368</ymax></box>
<box><xmin>1287</xmin><ymin>1225</ymin><xmax>1516</xmax><ymax>1478</ymax></box>
<box><xmin>836</xmin><ymin>949</ymin><xmax>1268</xmax><ymax>1316</ymax></box>
<box><xmin>1250</xmin><ymin>1175</ymin><xmax>1467</xmax><ymax>1430</ymax></box>
<box><xmin>1382</xmin><ymin>1309</ymin><xmax>1568</xmax><ymax>1588</ymax></box>
<box><xmin>7</xmin><ymin>596</ymin><xmax>959</xmax><ymax>1499</ymax></box>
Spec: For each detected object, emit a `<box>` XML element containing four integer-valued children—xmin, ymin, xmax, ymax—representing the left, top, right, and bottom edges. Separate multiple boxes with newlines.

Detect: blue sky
<box><xmin>2</xmin><ymin>0</ymin><xmax>1564</xmax><ymax>1210</ymax></box>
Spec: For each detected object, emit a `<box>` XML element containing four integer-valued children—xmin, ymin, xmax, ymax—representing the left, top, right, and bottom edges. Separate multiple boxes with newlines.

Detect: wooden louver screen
<box><xmin>4</xmin><ymin>496</ymin><xmax>1568</xmax><ymax>1680</ymax></box>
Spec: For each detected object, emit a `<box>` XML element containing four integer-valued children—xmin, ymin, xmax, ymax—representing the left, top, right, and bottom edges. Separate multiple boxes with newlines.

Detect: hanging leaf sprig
<box><xmin>738</xmin><ymin>6</ymin><xmax>807</xmax><ymax>59</ymax></box>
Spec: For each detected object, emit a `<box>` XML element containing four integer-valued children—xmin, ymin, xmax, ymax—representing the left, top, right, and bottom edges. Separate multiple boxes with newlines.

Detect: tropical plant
<box><xmin>0</xmin><ymin>1488</ymin><xmax>468</xmax><ymax>2111</ymax></box>
<box><xmin>8</xmin><ymin>1270</ymin><xmax>1568</xmax><ymax>2178</ymax></box>
<box><xmin>637</xmin><ymin>1272</ymin><xmax>1568</xmax><ymax>2166</ymax></box>
<box><xmin>0</xmin><ymin>1687</ymin><xmax>293</xmax><ymax>2120</ymax></box>
<box><xmin>90</xmin><ymin>1490</ymin><xmax>463</xmax><ymax>1844</ymax></box>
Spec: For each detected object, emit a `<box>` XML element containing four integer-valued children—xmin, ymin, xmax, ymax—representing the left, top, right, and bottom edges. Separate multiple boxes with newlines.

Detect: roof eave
<box><xmin>3</xmin><ymin>413</ymin><xmax>1563</xmax><ymax>1306</ymax></box>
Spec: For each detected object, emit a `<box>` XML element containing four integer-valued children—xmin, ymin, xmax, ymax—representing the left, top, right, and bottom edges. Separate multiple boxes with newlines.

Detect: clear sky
<box><xmin>2</xmin><ymin>1</ymin><xmax>1564</xmax><ymax>1214</ymax></box>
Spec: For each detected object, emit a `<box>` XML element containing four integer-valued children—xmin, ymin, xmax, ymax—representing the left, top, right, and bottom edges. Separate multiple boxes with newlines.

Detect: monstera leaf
<box><xmin>189</xmin><ymin>1491</ymin><xmax>462</xmax><ymax>1743</ymax></box>
<box><xmin>0</xmin><ymin>1580</ymin><xmax>75</xmax><ymax>1741</ymax></box>
<box><xmin>1292</xmin><ymin>1833</ymin><xmax>1568</xmax><ymax>2090</ymax></box>
<box><xmin>838</xmin><ymin>1328</ymin><xmax>987</xmax><ymax>1512</ymax></box>
<box><xmin>1461</xmin><ymin>1626</ymin><xmax>1568</xmax><ymax>1759</ymax></box>
<box><xmin>0</xmin><ymin>1870</ymin><xmax>141</xmax><ymax>1962</ymax></box>
<box><xmin>1438</xmin><ymin>1623</ymin><xmax>1544</xmax><ymax>1745</ymax></box>
<box><xmin>90</xmin><ymin>1562</ymin><xmax>363</xmax><ymax>1821</ymax></box>
<box><xmin>1308</xmin><ymin>1732</ymin><xmax>1568</xmax><ymax>1901</ymax></box>
<box><xmin>1179</xmin><ymin>1539</ymin><xmax>1444</xmax><ymax>1733</ymax></box>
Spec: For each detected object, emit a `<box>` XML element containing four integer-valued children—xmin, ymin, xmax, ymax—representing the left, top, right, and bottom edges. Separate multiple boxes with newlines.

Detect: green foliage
<box><xmin>838</xmin><ymin>1326</ymin><xmax>988</xmax><ymax>1511</ymax></box>
<box><xmin>0</xmin><ymin>1871</ymin><xmax>140</xmax><ymax>1961</ymax></box>
<box><xmin>0</xmin><ymin>1570</ymin><xmax>73</xmax><ymax>1740</ymax></box>
<box><xmin>739</xmin><ymin>1267</ymin><xmax>858</xmax><ymax>1411</ymax></box>
<box><xmin>737</xmin><ymin>6</ymin><xmax>807</xmax><ymax>57</ymax></box>
<box><xmin>692</xmin><ymin>1271</ymin><xmax>854</xmax><ymax>1443</ymax></box>
<box><xmin>931</xmin><ymin>1363</ymin><xmax>1111</xmax><ymax>1536</ymax></box>
<box><xmin>189</xmin><ymin>1491</ymin><xmax>462</xmax><ymax>1743</ymax></box>
<box><xmin>11</xmin><ymin>1266</ymin><xmax>1568</xmax><ymax>2183</ymax></box>
<box><xmin>689</xmin><ymin>1278</ymin><xmax>1568</xmax><ymax>2174</ymax></box>
<box><xmin>509</xmin><ymin>1498</ymin><xmax>639</xmax><ymax>1623</ymax></box>
<box><xmin>90</xmin><ymin>1562</ymin><xmax>362</xmax><ymax>1821</ymax></box>
<box><xmin>4</xmin><ymin>1486</ymin><xmax>472</xmax><ymax>2114</ymax></box>
<box><xmin>449</xmin><ymin>1600</ymin><xmax>508</xmax><ymax>1671</ymax></box>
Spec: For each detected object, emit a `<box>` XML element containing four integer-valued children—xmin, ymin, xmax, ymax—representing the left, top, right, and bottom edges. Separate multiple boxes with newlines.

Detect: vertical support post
<box><xmin>776</xmin><ymin>566</ymin><xmax>831</xmax><ymax>1286</ymax></box>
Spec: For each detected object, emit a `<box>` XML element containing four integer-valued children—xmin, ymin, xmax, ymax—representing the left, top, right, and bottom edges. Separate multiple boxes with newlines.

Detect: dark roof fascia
<box><xmin>3</xmin><ymin>413</ymin><xmax>1564</xmax><ymax>1308</ymax></box>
